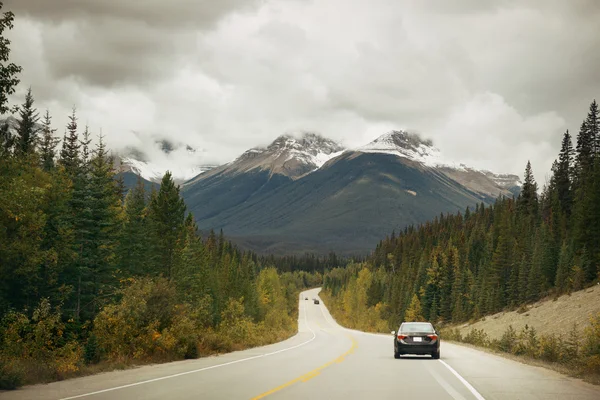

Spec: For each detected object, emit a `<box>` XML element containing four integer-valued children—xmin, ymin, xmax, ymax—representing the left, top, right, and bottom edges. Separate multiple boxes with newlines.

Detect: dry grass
<box><xmin>453</xmin><ymin>284</ymin><xmax>600</xmax><ymax>340</ymax></box>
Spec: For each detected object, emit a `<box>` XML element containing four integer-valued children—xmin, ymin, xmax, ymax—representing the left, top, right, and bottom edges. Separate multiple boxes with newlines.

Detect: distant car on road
<box><xmin>392</xmin><ymin>322</ymin><xmax>440</xmax><ymax>359</ymax></box>
<box><xmin>314</xmin><ymin>299</ymin><xmax>320</xmax><ymax>304</ymax></box>
<box><xmin>305</xmin><ymin>297</ymin><xmax>308</xmax><ymax>300</ymax></box>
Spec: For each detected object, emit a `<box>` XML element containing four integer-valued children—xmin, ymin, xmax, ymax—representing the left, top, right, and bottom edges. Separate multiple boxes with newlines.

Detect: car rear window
<box><xmin>400</xmin><ymin>323</ymin><xmax>434</xmax><ymax>333</ymax></box>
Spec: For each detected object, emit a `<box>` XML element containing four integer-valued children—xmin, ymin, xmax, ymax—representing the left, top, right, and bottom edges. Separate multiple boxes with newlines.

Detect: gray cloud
<box><xmin>5</xmin><ymin>0</ymin><xmax>259</xmax><ymax>28</ymax></box>
<box><xmin>4</xmin><ymin>0</ymin><xmax>600</xmax><ymax>185</ymax></box>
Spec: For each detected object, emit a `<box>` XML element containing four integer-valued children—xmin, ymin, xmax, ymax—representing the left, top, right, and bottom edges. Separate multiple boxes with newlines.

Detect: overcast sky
<box><xmin>4</xmin><ymin>0</ymin><xmax>600</xmax><ymax>183</ymax></box>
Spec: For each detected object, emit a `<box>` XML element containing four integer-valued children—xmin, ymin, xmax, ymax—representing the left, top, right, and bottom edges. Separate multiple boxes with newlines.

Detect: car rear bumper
<box><xmin>396</xmin><ymin>342</ymin><xmax>439</xmax><ymax>355</ymax></box>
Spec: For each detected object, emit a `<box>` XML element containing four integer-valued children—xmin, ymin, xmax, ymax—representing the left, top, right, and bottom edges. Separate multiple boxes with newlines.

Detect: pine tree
<box><xmin>147</xmin><ymin>171</ymin><xmax>186</xmax><ymax>278</ymax></box>
<box><xmin>573</xmin><ymin>101</ymin><xmax>600</xmax><ymax>281</ymax></box>
<box><xmin>58</xmin><ymin>110</ymin><xmax>93</xmax><ymax>320</ymax></box>
<box><xmin>85</xmin><ymin>134</ymin><xmax>120</xmax><ymax>315</ymax></box>
<box><xmin>516</xmin><ymin>255</ymin><xmax>529</xmax><ymax>303</ymax></box>
<box><xmin>173</xmin><ymin>214</ymin><xmax>209</xmax><ymax>306</ymax></box>
<box><xmin>555</xmin><ymin>130</ymin><xmax>574</xmax><ymax>215</ymax></box>
<box><xmin>489</xmin><ymin>208</ymin><xmax>514</xmax><ymax>311</ymax></box>
<box><xmin>586</xmin><ymin>100</ymin><xmax>599</xmax><ymax>155</ymax></box>
<box><xmin>555</xmin><ymin>241</ymin><xmax>573</xmax><ymax>294</ymax></box>
<box><xmin>450</xmin><ymin>251</ymin><xmax>467</xmax><ymax>321</ymax></box>
<box><xmin>118</xmin><ymin>176</ymin><xmax>147</xmax><ymax>276</ymax></box>
<box><xmin>575</xmin><ymin>120</ymin><xmax>594</xmax><ymax>178</ymax></box>
<box><xmin>15</xmin><ymin>87</ymin><xmax>39</xmax><ymax>155</ymax></box>
<box><xmin>439</xmin><ymin>246</ymin><xmax>456</xmax><ymax>321</ymax></box>
<box><xmin>538</xmin><ymin>222</ymin><xmax>558</xmax><ymax>289</ymax></box>
<box><xmin>38</xmin><ymin>166</ymin><xmax>75</xmax><ymax>305</ymax></box>
<box><xmin>518</xmin><ymin>161</ymin><xmax>538</xmax><ymax>217</ymax></box>
<box><xmin>527</xmin><ymin>233</ymin><xmax>544</xmax><ymax>301</ymax></box>
<box><xmin>80</xmin><ymin>125</ymin><xmax>92</xmax><ymax>168</ymax></box>
<box><xmin>59</xmin><ymin>108</ymin><xmax>80</xmax><ymax>177</ymax></box>
<box><xmin>39</xmin><ymin>110</ymin><xmax>60</xmax><ymax>171</ymax></box>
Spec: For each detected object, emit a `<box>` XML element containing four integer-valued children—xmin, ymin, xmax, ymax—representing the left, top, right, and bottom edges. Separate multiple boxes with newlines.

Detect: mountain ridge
<box><xmin>181</xmin><ymin>131</ymin><xmax>521</xmax><ymax>254</ymax></box>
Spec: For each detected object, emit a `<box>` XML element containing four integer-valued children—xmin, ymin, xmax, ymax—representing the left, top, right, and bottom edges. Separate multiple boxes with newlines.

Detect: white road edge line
<box><xmin>427</xmin><ymin>367</ymin><xmax>467</xmax><ymax>400</ymax></box>
<box><xmin>60</xmin><ymin>292</ymin><xmax>317</xmax><ymax>400</ymax></box>
<box><xmin>439</xmin><ymin>360</ymin><xmax>486</xmax><ymax>400</ymax></box>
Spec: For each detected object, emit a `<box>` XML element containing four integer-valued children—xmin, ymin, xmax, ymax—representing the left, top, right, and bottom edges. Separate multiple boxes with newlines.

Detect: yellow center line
<box><xmin>250</xmin><ymin>335</ymin><xmax>358</xmax><ymax>399</ymax></box>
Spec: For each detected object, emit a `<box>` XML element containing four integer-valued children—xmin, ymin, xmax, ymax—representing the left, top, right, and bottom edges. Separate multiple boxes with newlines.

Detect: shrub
<box><xmin>0</xmin><ymin>299</ymin><xmax>83</xmax><ymax>387</ymax></box>
<box><xmin>441</xmin><ymin>328</ymin><xmax>462</xmax><ymax>341</ymax></box>
<box><xmin>0</xmin><ymin>361</ymin><xmax>24</xmax><ymax>390</ymax></box>
<box><xmin>563</xmin><ymin>323</ymin><xmax>580</xmax><ymax>362</ymax></box>
<box><xmin>93</xmin><ymin>277</ymin><xmax>201</xmax><ymax>361</ymax></box>
<box><xmin>539</xmin><ymin>334</ymin><xmax>562</xmax><ymax>362</ymax></box>
<box><xmin>522</xmin><ymin>325</ymin><xmax>540</xmax><ymax>358</ymax></box>
<box><xmin>498</xmin><ymin>325</ymin><xmax>518</xmax><ymax>353</ymax></box>
<box><xmin>464</xmin><ymin>328</ymin><xmax>489</xmax><ymax>347</ymax></box>
<box><xmin>84</xmin><ymin>334</ymin><xmax>101</xmax><ymax>365</ymax></box>
<box><xmin>583</xmin><ymin>313</ymin><xmax>600</xmax><ymax>373</ymax></box>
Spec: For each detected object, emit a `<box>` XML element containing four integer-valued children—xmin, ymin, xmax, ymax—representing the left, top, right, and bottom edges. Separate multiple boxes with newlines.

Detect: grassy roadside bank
<box><xmin>441</xmin><ymin>319</ymin><xmax>600</xmax><ymax>385</ymax></box>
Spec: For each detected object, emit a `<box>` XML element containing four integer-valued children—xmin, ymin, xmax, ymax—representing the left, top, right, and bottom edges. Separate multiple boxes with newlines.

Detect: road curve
<box><xmin>1</xmin><ymin>288</ymin><xmax>599</xmax><ymax>400</ymax></box>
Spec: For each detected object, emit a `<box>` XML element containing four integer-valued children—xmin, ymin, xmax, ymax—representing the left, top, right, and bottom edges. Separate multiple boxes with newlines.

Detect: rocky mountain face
<box><xmin>188</xmin><ymin>133</ymin><xmax>345</xmax><ymax>183</ymax></box>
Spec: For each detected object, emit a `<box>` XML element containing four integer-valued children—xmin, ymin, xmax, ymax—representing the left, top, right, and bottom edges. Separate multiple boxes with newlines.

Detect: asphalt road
<box><xmin>2</xmin><ymin>288</ymin><xmax>599</xmax><ymax>400</ymax></box>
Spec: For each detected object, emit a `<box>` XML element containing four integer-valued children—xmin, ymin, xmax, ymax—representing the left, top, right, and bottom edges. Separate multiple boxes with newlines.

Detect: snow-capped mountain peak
<box><xmin>358</xmin><ymin>130</ymin><xmax>442</xmax><ymax>167</ymax></box>
<box><xmin>225</xmin><ymin>132</ymin><xmax>345</xmax><ymax>179</ymax></box>
<box><xmin>267</xmin><ymin>132</ymin><xmax>345</xmax><ymax>167</ymax></box>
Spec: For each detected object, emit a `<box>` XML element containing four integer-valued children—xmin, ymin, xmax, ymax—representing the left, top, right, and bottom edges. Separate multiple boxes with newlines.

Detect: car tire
<box><xmin>394</xmin><ymin>351</ymin><xmax>401</xmax><ymax>359</ymax></box>
<box><xmin>432</xmin><ymin>350</ymin><xmax>440</xmax><ymax>359</ymax></box>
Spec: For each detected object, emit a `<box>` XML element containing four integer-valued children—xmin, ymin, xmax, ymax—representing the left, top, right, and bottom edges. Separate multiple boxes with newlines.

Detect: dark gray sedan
<box><xmin>392</xmin><ymin>322</ymin><xmax>440</xmax><ymax>359</ymax></box>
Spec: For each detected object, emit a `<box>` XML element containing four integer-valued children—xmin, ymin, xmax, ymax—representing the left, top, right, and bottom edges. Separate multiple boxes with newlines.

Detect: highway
<box><xmin>1</xmin><ymin>288</ymin><xmax>599</xmax><ymax>400</ymax></box>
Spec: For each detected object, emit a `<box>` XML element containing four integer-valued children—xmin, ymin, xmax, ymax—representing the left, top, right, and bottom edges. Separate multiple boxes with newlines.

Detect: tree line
<box><xmin>324</xmin><ymin>99</ymin><xmax>600</xmax><ymax>328</ymax></box>
<box><xmin>0</xmin><ymin>3</ymin><xmax>321</xmax><ymax>388</ymax></box>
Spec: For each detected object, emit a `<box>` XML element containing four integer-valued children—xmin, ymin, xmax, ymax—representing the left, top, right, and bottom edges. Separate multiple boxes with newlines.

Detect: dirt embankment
<box><xmin>453</xmin><ymin>284</ymin><xmax>600</xmax><ymax>339</ymax></box>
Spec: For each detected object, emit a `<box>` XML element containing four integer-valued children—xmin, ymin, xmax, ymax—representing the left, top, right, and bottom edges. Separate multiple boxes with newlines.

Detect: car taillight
<box><xmin>427</xmin><ymin>334</ymin><xmax>438</xmax><ymax>341</ymax></box>
<box><xmin>397</xmin><ymin>334</ymin><xmax>407</xmax><ymax>340</ymax></box>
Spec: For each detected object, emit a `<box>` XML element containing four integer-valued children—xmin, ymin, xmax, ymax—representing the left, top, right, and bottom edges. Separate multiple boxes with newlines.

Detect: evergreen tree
<box><xmin>118</xmin><ymin>176</ymin><xmax>148</xmax><ymax>276</ymax></box>
<box><xmin>85</xmin><ymin>135</ymin><xmax>120</xmax><ymax>315</ymax></box>
<box><xmin>38</xmin><ymin>166</ymin><xmax>75</xmax><ymax>306</ymax></box>
<box><xmin>518</xmin><ymin>161</ymin><xmax>538</xmax><ymax>217</ymax></box>
<box><xmin>439</xmin><ymin>246</ymin><xmax>456</xmax><ymax>321</ymax></box>
<box><xmin>15</xmin><ymin>87</ymin><xmax>39</xmax><ymax>155</ymax></box>
<box><xmin>555</xmin><ymin>241</ymin><xmax>573</xmax><ymax>294</ymax></box>
<box><xmin>516</xmin><ymin>255</ymin><xmax>529</xmax><ymax>303</ymax></box>
<box><xmin>586</xmin><ymin>100</ymin><xmax>599</xmax><ymax>154</ymax></box>
<box><xmin>555</xmin><ymin>130</ymin><xmax>574</xmax><ymax>215</ymax></box>
<box><xmin>173</xmin><ymin>214</ymin><xmax>206</xmax><ymax>301</ymax></box>
<box><xmin>575</xmin><ymin>120</ymin><xmax>594</xmax><ymax>178</ymax></box>
<box><xmin>573</xmin><ymin>101</ymin><xmax>600</xmax><ymax>278</ymax></box>
<box><xmin>59</xmin><ymin>108</ymin><xmax>80</xmax><ymax>177</ymax></box>
<box><xmin>147</xmin><ymin>171</ymin><xmax>186</xmax><ymax>278</ymax></box>
<box><xmin>39</xmin><ymin>110</ymin><xmax>60</xmax><ymax>171</ymax></box>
